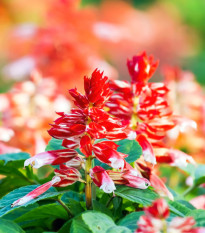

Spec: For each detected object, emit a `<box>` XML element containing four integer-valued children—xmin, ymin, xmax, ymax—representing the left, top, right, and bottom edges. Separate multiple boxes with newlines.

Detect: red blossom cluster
<box><xmin>136</xmin><ymin>199</ymin><xmax>205</xmax><ymax>233</ymax></box>
<box><xmin>12</xmin><ymin>68</ymin><xmax>150</xmax><ymax>207</ymax></box>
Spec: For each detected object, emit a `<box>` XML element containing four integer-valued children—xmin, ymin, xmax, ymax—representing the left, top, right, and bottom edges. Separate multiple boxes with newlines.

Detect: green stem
<box><xmin>85</xmin><ymin>156</ymin><xmax>92</xmax><ymax>209</ymax></box>
<box><xmin>182</xmin><ymin>185</ymin><xmax>196</xmax><ymax>197</ymax></box>
<box><xmin>162</xmin><ymin>219</ymin><xmax>167</xmax><ymax>233</ymax></box>
<box><xmin>57</xmin><ymin>198</ymin><xmax>73</xmax><ymax>217</ymax></box>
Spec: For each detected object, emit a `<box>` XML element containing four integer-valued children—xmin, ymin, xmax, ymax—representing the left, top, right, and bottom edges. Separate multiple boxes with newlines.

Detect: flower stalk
<box><xmin>85</xmin><ymin>156</ymin><xmax>93</xmax><ymax>209</ymax></box>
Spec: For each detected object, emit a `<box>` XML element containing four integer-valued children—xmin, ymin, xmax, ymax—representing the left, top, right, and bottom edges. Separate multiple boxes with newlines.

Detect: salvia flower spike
<box><xmin>12</xmin><ymin>68</ymin><xmax>150</xmax><ymax>209</ymax></box>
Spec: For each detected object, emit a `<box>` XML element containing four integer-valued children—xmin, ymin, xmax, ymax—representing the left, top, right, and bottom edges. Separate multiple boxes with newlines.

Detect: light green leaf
<box><xmin>81</xmin><ymin>211</ymin><xmax>115</xmax><ymax>232</ymax></box>
<box><xmin>106</xmin><ymin>226</ymin><xmax>132</xmax><ymax>233</ymax></box>
<box><xmin>45</xmin><ymin>138</ymin><xmax>64</xmax><ymax>151</ymax></box>
<box><xmin>116</xmin><ymin>139</ymin><xmax>142</xmax><ymax>164</ymax></box>
<box><xmin>0</xmin><ymin>219</ymin><xmax>25</xmax><ymax>233</ymax></box>
<box><xmin>115</xmin><ymin>186</ymin><xmax>159</xmax><ymax>206</ymax></box>
<box><xmin>0</xmin><ymin>152</ymin><xmax>30</xmax><ymax>165</ymax></box>
<box><xmin>186</xmin><ymin>209</ymin><xmax>205</xmax><ymax>227</ymax></box>
<box><xmin>70</xmin><ymin>217</ymin><xmax>90</xmax><ymax>233</ymax></box>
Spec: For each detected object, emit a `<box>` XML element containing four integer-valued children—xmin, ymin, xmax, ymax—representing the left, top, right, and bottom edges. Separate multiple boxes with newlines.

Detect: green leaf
<box><xmin>58</xmin><ymin>220</ymin><xmax>72</xmax><ymax>233</ymax></box>
<box><xmin>168</xmin><ymin>200</ymin><xmax>192</xmax><ymax>217</ymax></box>
<box><xmin>0</xmin><ymin>219</ymin><xmax>25</xmax><ymax>233</ymax></box>
<box><xmin>115</xmin><ymin>186</ymin><xmax>159</xmax><ymax>206</ymax></box>
<box><xmin>93</xmin><ymin>200</ymin><xmax>112</xmax><ymax>217</ymax></box>
<box><xmin>118</xmin><ymin>211</ymin><xmax>144</xmax><ymax>232</ymax></box>
<box><xmin>0</xmin><ymin>152</ymin><xmax>30</xmax><ymax>165</ymax></box>
<box><xmin>186</xmin><ymin>209</ymin><xmax>205</xmax><ymax>227</ymax></box>
<box><xmin>106</xmin><ymin>226</ymin><xmax>132</xmax><ymax>233</ymax></box>
<box><xmin>70</xmin><ymin>217</ymin><xmax>90</xmax><ymax>233</ymax></box>
<box><xmin>116</xmin><ymin>139</ymin><xmax>142</xmax><ymax>164</ymax></box>
<box><xmin>81</xmin><ymin>211</ymin><xmax>115</xmax><ymax>232</ymax></box>
<box><xmin>0</xmin><ymin>152</ymin><xmax>30</xmax><ymax>177</ymax></box>
<box><xmin>0</xmin><ymin>185</ymin><xmax>63</xmax><ymax>217</ymax></box>
<box><xmin>45</xmin><ymin>138</ymin><xmax>64</xmax><ymax>151</ymax></box>
<box><xmin>15</xmin><ymin>203</ymin><xmax>68</xmax><ymax>223</ymax></box>
<box><xmin>0</xmin><ymin>176</ymin><xmax>31</xmax><ymax>198</ymax></box>
<box><xmin>113</xmin><ymin>196</ymin><xmax>123</xmax><ymax>219</ymax></box>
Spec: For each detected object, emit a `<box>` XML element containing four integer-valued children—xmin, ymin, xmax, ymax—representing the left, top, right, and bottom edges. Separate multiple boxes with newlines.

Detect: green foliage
<box><xmin>115</xmin><ymin>185</ymin><xmax>159</xmax><ymax>206</ymax></box>
<box><xmin>186</xmin><ymin>209</ymin><xmax>205</xmax><ymax>227</ymax></box>
<box><xmin>118</xmin><ymin>211</ymin><xmax>144</xmax><ymax>233</ymax></box>
<box><xmin>0</xmin><ymin>152</ymin><xmax>32</xmax><ymax>197</ymax></box>
<box><xmin>116</xmin><ymin>139</ymin><xmax>142</xmax><ymax>164</ymax></box>
<box><xmin>0</xmin><ymin>185</ymin><xmax>63</xmax><ymax>217</ymax></box>
<box><xmin>45</xmin><ymin>138</ymin><xmax>64</xmax><ymax>151</ymax></box>
<box><xmin>0</xmin><ymin>219</ymin><xmax>25</xmax><ymax>233</ymax></box>
<box><xmin>0</xmin><ymin>140</ymin><xmax>203</xmax><ymax>232</ymax></box>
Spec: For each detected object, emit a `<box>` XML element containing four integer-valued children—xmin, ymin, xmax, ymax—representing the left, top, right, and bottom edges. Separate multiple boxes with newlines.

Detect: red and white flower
<box><xmin>90</xmin><ymin>166</ymin><xmax>116</xmax><ymax>193</ymax></box>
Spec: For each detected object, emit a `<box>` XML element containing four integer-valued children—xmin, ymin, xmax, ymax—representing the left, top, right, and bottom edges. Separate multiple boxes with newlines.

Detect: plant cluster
<box><xmin>0</xmin><ymin>52</ymin><xmax>204</xmax><ymax>233</ymax></box>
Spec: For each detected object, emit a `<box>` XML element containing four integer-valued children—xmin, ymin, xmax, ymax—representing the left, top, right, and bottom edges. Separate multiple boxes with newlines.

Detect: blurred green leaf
<box><xmin>118</xmin><ymin>211</ymin><xmax>144</xmax><ymax>232</ymax></box>
<box><xmin>0</xmin><ymin>219</ymin><xmax>25</xmax><ymax>233</ymax></box>
<box><xmin>186</xmin><ymin>209</ymin><xmax>205</xmax><ymax>227</ymax></box>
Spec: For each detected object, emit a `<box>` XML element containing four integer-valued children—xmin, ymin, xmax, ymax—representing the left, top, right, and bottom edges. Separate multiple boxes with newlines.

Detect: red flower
<box><xmin>127</xmin><ymin>51</ymin><xmax>158</xmax><ymax>83</ymax></box>
<box><xmin>93</xmin><ymin>141</ymin><xmax>127</xmax><ymax>170</ymax></box>
<box><xmin>136</xmin><ymin>199</ymin><xmax>205</xmax><ymax>233</ymax></box>
<box><xmin>137</xmin><ymin>134</ymin><xmax>156</xmax><ymax>165</ymax></box>
<box><xmin>69</xmin><ymin>69</ymin><xmax>112</xmax><ymax>109</ymax></box>
<box><xmin>145</xmin><ymin>198</ymin><xmax>169</xmax><ymax>219</ymax></box>
<box><xmin>24</xmin><ymin>149</ymin><xmax>78</xmax><ymax>168</ymax></box>
<box><xmin>11</xmin><ymin>176</ymin><xmax>61</xmax><ymax>207</ymax></box>
<box><xmin>53</xmin><ymin>164</ymin><xmax>82</xmax><ymax>187</ymax></box>
<box><xmin>108</xmin><ymin>165</ymin><xmax>150</xmax><ymax>189</ymax></box>
<box><xmin>90</xmin><ymin>166</ymin><xmax>116</xmax><ymax>193</ymax></box>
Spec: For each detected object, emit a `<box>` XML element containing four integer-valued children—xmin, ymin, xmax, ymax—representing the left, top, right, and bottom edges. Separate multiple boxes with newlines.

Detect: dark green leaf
<box><xmin>116</xmin><ymin>139</ymin><xmax>142</xmax><ymax>164</ymax></box>
<box><xmin>118</xmin><ymin>211</ymin><xmax>144</xmax><ymax>232</ymax></box>
<box><xmin>0</xmin><ymin>219</ymin><xmax>25</xmax><ymax>233</ymax></box>
<box><xmin>58</xmin><ymin>220</ymin><xmax>72</xmax><ymax>233</ymax></box>
<box><xmin>115</xmin><ymin>186</ymin><xmax>159</xmax><ymax>206</ymax></box>
<box><xmin>93</xmin><ymin>200</ymin><xmax>112</xmax><ymax>217</ymax></box>
<box><xmin>15</xmin><ymin>203</ymin><xmax>68</xmax><ymax>223</ymax></box>
<box><xmin>0</xmin><ymin>185</ymin><xmax>63</xmax><ymax>217</ymax></box>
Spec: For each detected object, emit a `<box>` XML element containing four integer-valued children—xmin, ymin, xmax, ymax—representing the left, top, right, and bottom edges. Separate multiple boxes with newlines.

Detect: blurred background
<box><xmin>0</xmin><ymin>0</ymin><xmax>205</xmax><ymax>155</ymax></box>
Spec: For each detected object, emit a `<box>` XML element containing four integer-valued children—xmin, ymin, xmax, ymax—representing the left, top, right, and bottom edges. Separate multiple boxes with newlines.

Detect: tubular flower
<box><xmin>12</xmin><ymin>69</ymin><xmax>149</xmax><ymax>208</ymax></box>
<box><xmin>90</xmin><ymin>166</ymin><xmax>116</xmax><ymax>193</ymax></box>
<box><xmin>136</xmin><ymin>199</ymin><xmax>205</xmax><ymax>233</ymax></box>
<box><xmin>106</xmin><ymin>52</ymin><xmax>196</xmax><ymax>200</ymax></box>
<box><xmin>107</xmin><ymin>167</ymin><xmax>150</xmax><ymax>190</ymax></box>
<box><xmin>11</xmin><ymin>176</ymin><xmax>61</xmax><ymax>207</ymax></box>
<box><xmin>136</xmin><ymin>162</ymin><xmax>173</xmax><ymax>200</ymax></box>
<box><xmin>107</xmin><ymin>52</ymin><xmax>175</xmax><ymax>166</ymax></box>
<box><xmin>24</xmin><ymin>149</ymin><xmax>78</xmax><ymax>168</ymax></box>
